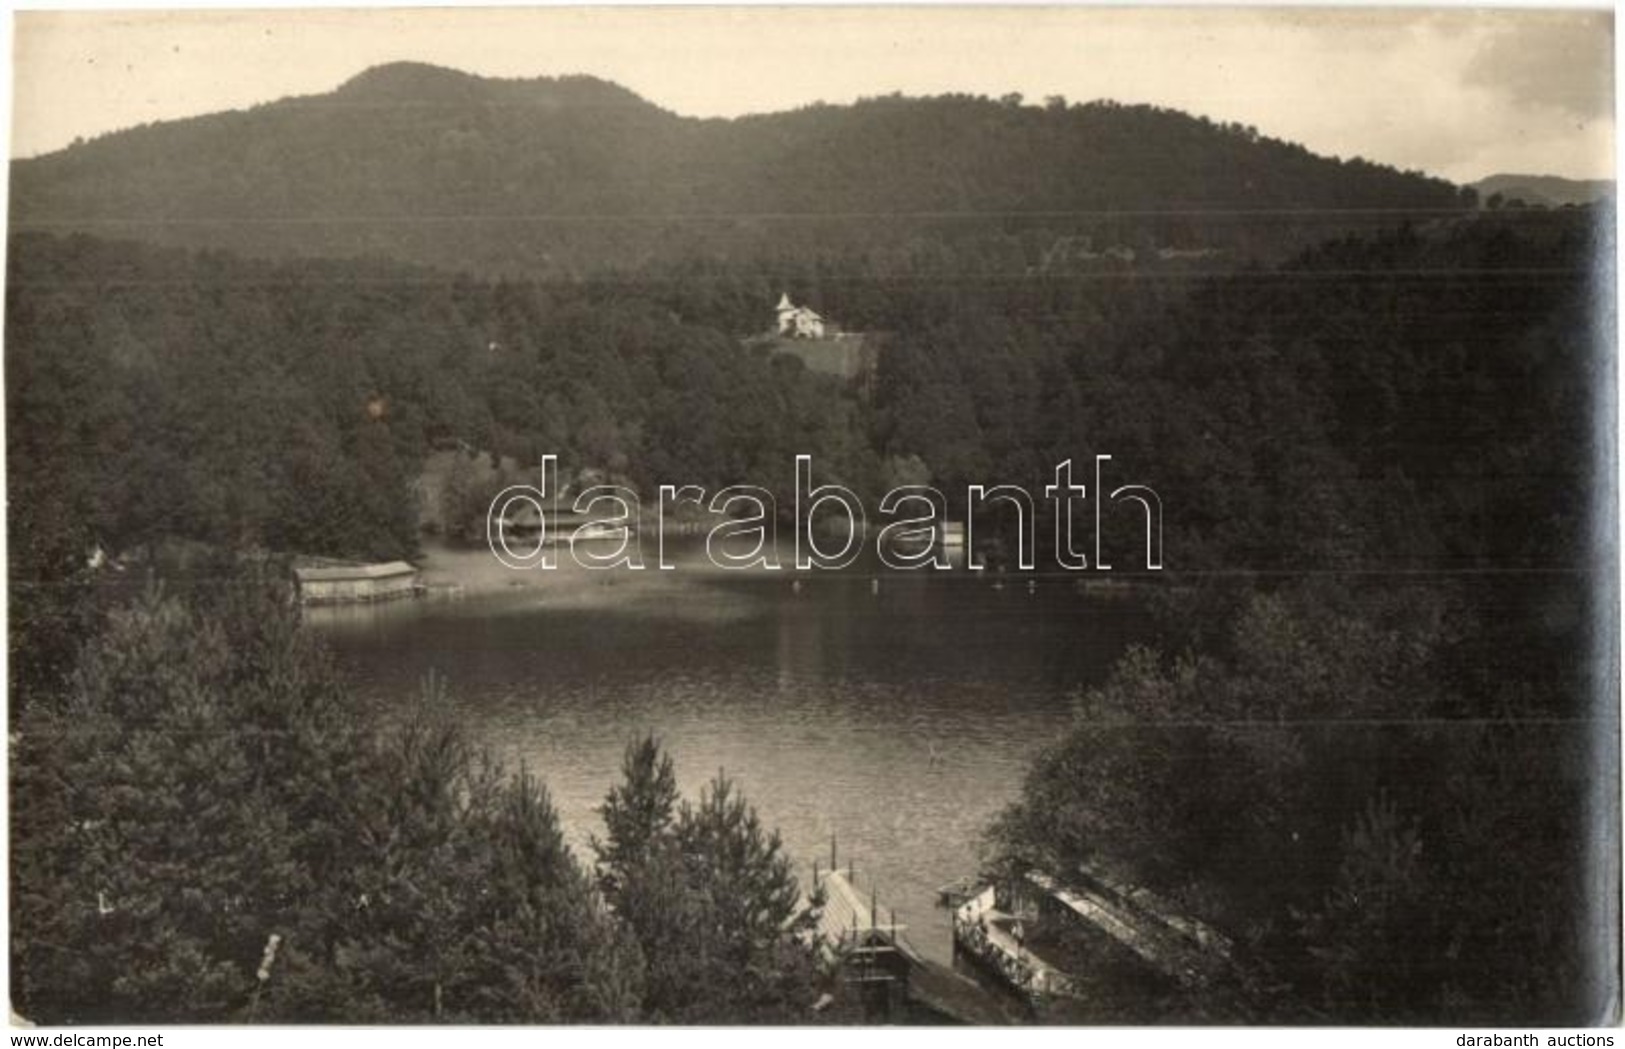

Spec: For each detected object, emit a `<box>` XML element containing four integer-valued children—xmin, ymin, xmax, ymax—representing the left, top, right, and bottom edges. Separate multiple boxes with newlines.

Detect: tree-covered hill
<box><xmin>8</xmin><ymin>203</ymin><xmax>1604</xmax><ymax>590</ymax></box>
<box><xmin>3</xmin><ymin>231</ymin><xmax>875</xmax><ymax>568</ymax></box>
<box><xmin>10</xmin><ymin>62</ymin><xmax>1469</xmax><ymax>277</ymax></box>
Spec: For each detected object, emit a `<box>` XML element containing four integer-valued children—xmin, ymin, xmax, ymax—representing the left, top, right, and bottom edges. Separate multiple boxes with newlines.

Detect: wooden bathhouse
<box><xmin>293</xmin><ymin>560</ymin><xmax>419</xmax><ymax>605</ymax></box>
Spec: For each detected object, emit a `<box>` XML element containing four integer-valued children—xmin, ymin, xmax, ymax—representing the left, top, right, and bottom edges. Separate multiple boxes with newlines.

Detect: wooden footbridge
<box><xmin>800</xmin><ymin>843</ymin><xmax>1026</xmax><ymax>1024</ymax></box>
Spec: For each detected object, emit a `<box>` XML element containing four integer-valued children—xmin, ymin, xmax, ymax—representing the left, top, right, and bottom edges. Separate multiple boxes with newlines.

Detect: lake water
<box><xmin>305</xmin><ymin>541</ymin><xmax>1151</xmax><ymax>966</ymax></box>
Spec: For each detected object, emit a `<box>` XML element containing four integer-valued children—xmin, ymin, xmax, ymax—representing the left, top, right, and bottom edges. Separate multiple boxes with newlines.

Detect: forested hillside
<box><xmin>10</xmin><ymin>62</ymin><xmax>1469</xmax><ymax>277</ymax></box>
<box><xmin>9</xmin><ymin>205</ymin><xmax>1604</xmax><ymax>572</ymax></box>
<box><xmin>880</xmin><ymin>207</ymin><xmax>1609</xmax><ymax>573</ymax></box>
<box><xmin>4</xmin><ymin>232</ymin><xmax>872</xmax><ymax>561</ymax></box>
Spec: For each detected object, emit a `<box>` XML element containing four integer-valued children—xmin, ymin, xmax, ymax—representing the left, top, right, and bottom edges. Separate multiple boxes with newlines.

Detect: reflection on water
<box><xmin>307</xmin><ymin>541</ymin><xmax>1150</xmax><ymax>966</ymax></box>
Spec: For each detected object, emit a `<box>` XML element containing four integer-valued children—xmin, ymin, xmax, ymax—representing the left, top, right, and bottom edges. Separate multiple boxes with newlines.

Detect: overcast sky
<box><xmin>10</xmin><ymin>6</ymin><xmax>1616</xmax><ymax>182</ymax></box>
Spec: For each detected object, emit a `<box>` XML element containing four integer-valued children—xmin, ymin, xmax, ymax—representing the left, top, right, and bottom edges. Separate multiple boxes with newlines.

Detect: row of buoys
<box><xmin>785</xmin><ymin>575</ymin><xmax>1050</xmax><ymax>594</ymax></box>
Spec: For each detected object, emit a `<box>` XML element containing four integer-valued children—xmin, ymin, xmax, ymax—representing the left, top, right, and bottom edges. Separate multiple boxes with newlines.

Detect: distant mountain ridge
<box><xmin>10</xmin><ymin>61</ymin><xmax>1470</xmax><ymax>276</ymax></box>
<box><xmin>1471</xmin><ymin>173</ymin><xmax>1614</xmax><ymax>209</ymax></box>
<box><xmin>328</xmin><ymin>62</ymin><xmax>655</xmax><ymax>108</ymax></box>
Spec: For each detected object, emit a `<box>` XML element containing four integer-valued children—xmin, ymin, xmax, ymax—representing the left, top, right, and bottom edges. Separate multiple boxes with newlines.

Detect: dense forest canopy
<box><xmin>8</xmin><ymin>204</ymin><xmax>1604</xmax><ymax>577</ymax></box>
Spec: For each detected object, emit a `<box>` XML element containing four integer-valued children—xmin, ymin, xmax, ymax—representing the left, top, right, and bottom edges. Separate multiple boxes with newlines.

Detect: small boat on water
<box><xmin>569</xmin><ymin>523</ymin><xmax>632</xmax><ymax>543</ymax></box>
<box><xmin>887</xmin><ymin>521</ymin><xmax>966</xmax><ymax>557</ymax></box>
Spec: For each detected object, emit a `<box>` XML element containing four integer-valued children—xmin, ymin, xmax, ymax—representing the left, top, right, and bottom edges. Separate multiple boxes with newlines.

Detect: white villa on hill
<box><xmin>776</xmin><ymin>293</ymin><xmax>827</xmax><ymax>339</ymax></box>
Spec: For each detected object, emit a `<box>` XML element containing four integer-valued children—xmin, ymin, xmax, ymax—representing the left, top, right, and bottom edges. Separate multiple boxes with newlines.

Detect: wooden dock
<box><xmin>951</xmin><ymin>883</ymin><xmax>1077</xmax><ymax>999</ymax></box>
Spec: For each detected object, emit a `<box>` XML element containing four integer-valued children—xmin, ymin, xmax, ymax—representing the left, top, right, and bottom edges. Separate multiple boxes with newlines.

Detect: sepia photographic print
<box><xmin>3</xmin><ymin>5</ymin><xmax>1619</xmax><ymax>1035</ymax></box>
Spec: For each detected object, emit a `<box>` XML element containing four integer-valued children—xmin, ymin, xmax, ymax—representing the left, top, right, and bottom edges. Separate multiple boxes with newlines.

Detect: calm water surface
<box><xmin>307</xmin><ymin>542</ymin><xmax>1151</xmax><ymax>965</ymax></box>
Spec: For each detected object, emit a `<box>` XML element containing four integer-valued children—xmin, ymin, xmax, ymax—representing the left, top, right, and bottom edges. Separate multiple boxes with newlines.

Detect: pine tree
<box><xmin>11</xmin><ymin>578</ymin><xmax>639</xmax><ymax>1024</ymax></box>
<box><xmin>592</xmin><ymin>741</ymin><xmax>831</xmax><ymax>1022</ymax></box>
